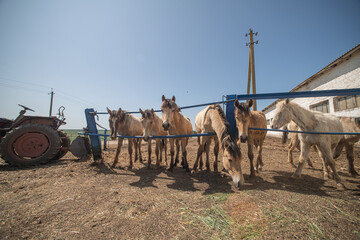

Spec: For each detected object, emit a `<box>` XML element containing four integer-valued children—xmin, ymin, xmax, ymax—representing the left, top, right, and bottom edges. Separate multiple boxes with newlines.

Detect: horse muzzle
<box><xmin>162</xmin><ymin>122</ymin><xmax>170</xmax><ymax>131</ymax></box>
<box><xmin>240</xmin><ymin>136</ymin><xmax>248</xmax><ymax>143</ymax></box>
<box><xmin>143</xmin><ymin>136</ymin><xmax>149</xmax><ymax>142</ymax></box>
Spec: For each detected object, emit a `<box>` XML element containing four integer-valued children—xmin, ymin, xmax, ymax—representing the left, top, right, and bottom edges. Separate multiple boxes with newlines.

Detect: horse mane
<box><xmin>213</xmin><ymin>104</ymin><xmax>241</xmax><ymax>159</ymax></box>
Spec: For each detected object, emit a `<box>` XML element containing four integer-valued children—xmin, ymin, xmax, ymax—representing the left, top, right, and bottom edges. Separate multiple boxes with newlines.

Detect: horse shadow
<box><xmin>128</xmin><ymin>166</ymin><xmax>164</xmax><ymax>189</ymax></box>
<box><xmin>240</xmin><ymin>170</ymin><xmax>331</xmax><ymax>197</ymax></box>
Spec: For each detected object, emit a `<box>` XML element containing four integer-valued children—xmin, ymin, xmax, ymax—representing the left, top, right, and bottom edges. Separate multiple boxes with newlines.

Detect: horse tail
<box><xmin>282</xmin><ymin>125</ymin><xmax>288</xmax><ymax>145</ymax></box>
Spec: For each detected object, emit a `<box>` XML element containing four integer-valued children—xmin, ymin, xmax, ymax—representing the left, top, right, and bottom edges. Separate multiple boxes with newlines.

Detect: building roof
<box><xmin>262</xmin><ymin>44</ymin><xmax>360</xmax><ymax>113</ymax></box>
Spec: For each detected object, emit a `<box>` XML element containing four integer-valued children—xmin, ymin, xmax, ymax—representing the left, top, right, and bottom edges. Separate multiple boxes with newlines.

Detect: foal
<box><xmin>192</xmin><ymin>104</ymin><xmax>245</xmax><ymax>187</ymax></box>
<box><xmin>139</xmin><ymin>108</ymin><xmax>168</xmax><ymax>169</ymax></box>
<box><xmin>161</xmin><ymin>95</ymin><xmax>193</xmax><ymax>172</ymax></box>
<box><xmin>234</xmin><ymin>99</ymin><xmax>267</xmax><ymax>178</ymax></box>
<box><xmin>107</xmin><ymin>107</ymin><xmax>143</xmax><ymax>168</ymax></box>
<box><xmin>282</xmin><ymin>121</ymin><xmax>314</xmax><ymax>168</ymax></box>
<box><xmin>270</xmin><ymin>99</ymin><xmax>345</xmax><ymax>189</ymax></box>
<box><xmin>193</xmin><ymin>105</ymin><xmax>220</xmax><ymax>172</ymax></box>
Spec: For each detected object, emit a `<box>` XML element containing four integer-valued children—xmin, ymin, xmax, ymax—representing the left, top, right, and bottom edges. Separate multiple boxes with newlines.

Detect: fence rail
<box><xmin>84</xmin><ymin>88</ymin><xmax>360</xmax><ymax>160</ymax></box>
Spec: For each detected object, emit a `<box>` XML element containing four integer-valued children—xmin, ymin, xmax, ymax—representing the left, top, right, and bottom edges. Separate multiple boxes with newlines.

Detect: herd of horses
<box><xmin>106</xmin><ymin>95</ymin><xmax>359</xmax><ymax>190</ymax></box>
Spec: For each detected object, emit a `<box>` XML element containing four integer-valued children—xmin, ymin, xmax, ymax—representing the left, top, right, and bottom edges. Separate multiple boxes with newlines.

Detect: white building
<box><xmin>263</xmin><ymin>44</ymin><xmax>360</xmax><ymax>136</ymax></box>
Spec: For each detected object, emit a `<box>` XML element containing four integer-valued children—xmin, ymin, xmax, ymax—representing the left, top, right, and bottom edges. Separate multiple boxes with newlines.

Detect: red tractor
<box><xmin>0</xmin><ymin>104</ymin><xmax>71</xmax><ymax>167</ymax></box>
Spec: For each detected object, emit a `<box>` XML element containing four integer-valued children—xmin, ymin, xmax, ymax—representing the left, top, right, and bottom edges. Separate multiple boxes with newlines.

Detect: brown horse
<box><xmin>234</xmin><ymin>99</ymin><xmax>267</xmax><ymax>178</ymax></box>
<box><xmin>270</xmin><ymin>99</ymin><xmax>345</xmax><ymax>190</ymax></box>
<box><xmin>107</xmin><ymin>107</ymin><xmax>143</xmax><ymax>168</ymax></box>
<box><xmin>333</xmin><ymin>117</ymin><xmax>360</xmax><ymax>177</ymax></box>
<box><xmin>161</xmin><ymin>95</ymin><xmax>193</xmax><ymax>172</ymax></box>
<box><xmin>193</xmin><ymin>104</ymin><xmax>245</xmax><ymax>187</ymax></box>
<box><xmin>139</xmin><ymin>108</ymin><xmax>168</xmax><ymax>169</ymax></box>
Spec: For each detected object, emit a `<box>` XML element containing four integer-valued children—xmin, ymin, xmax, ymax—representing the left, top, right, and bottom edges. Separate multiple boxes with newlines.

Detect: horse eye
<box><xmin>228</xmin><ymin>158</ymin><xmax>232</xmax><ymax>162</ymax></box>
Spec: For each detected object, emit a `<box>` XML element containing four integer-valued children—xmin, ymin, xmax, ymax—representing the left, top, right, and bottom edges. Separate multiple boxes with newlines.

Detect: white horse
<box><xmin>270</xmin><ymin>99</ymin><xmax>345</xmax><ymax>190</ymax></box>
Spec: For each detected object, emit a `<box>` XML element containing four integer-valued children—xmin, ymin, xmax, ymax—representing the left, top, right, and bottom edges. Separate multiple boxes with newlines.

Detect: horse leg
<box><xmin>213</xmin><ymin>137</ymin><xmax>219</xmax><ymax>172</ymax></box>
<box><xmin>205</xmin><ymin>137</ymin><xmax>212</xmax><ymax>171</ymax></box>
<box><xmin>193</xmin><ymin>136</ymin><xmax>204</xmax><ymax>172</ymax></box>
<box><xmin>175</xmin><ymin>139</ymin><xmax>180</xmax><ymax>166</ymax></box>
<box><xmin>128</xmin><ymin>139</ymin><xmax>133</xmax><ymax>169</ymax></box>
<box><xmin>138</xmin><ymin>138</ymin><xmax>143</xmax><ymax>163</ymax></box>
<box><xmin>168</xmin><ymin>138</ymin><xmax>175</xmax><ymax>171</ymax></box>
<box><xmin>256</xmin><ymin>141</ymin><xmax>264</xmax><ymax>171</ymax></box>
<box><xmin>163</xmin><ymin>139</ymin><xmax>168</xmax><ymax>167</ymax></box>
<box><xmin>288</xmin><ymin>138</ymin><xmax>298</xmax><ymax>168</ymax></box>
<box><xmin>292</xmin><ymin>141</ymin><xmax>310</xmax><ymax>178</ymax></box>
<box><xmin>248</xmin><ymin>141</ymin><xmax>255</xmax><ymax>178</ymax></box>
<box><xmin>112</xmin><ymin>138</ymin><xmax>123</xmax><ymax>168</ymax></box>
<box><xmin>344</xmin><ymin>142</ymin><xmax>358</xmax><ymax>177</ymax></box>
<box><xmin>317</xmin><ymin>144</ymin><xmax>344</xmax><ymax>190</ymax></box>
<box><xmin>155</xmin><ymin>139</ymin><xmax>160</xmax><ymax>169</ymax></box>
<box><xmin>181</xmin><ymin>138</ymin><xmax>190</xmax><ymax>172</ymax></box>
<box><xmin>316</xmin><ymin>145</ymin><xmax>332</xmax><ymax>179</ymax></box>
<box><xmin>147</xmin><ymin>139</ymin><xmax>152</xmax><ymax>169</ymax></box>
<box><xmin>133</xmin><ymin>139</ymin><xmax>138</xmax><ymax>162</ymax></box>
<box><xmin>333</xmin><ymin>138</ymin><xmax>345</xmax><ymax>160</ymax></box>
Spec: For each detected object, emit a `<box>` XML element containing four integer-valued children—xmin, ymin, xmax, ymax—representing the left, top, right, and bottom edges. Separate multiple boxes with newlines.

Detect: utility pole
<box><xmin>245</xmin><ymin>28</ymin><xmax>258</xmax><ymax>110</ymax></box>
<box><xmin>49</xmin><ymin>88</ymin><xmax>54</xmax><ymax>116</ymax></box>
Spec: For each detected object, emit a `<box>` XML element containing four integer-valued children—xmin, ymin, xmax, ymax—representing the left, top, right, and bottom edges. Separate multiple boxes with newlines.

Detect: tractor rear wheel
<box><xmin>0</xmin><ymin>124</ymin><xmax>61</xmax><ymax>167</ymax></box>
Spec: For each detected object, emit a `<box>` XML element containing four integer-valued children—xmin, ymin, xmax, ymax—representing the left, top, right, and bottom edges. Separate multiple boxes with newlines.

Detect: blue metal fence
<box><xmin>83</xmin><ymin>88</ymin><xmax>360</xmax><ymax>160</ymax></box>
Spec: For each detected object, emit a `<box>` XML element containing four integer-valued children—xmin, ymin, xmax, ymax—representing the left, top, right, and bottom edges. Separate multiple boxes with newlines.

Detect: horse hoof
<box><xmin>336</xmin><ymin>183</ymin><xmax>345</xmax><ymax>191</ymax></box>
<box><xmin>291</xmin><ymin>174</ymin><xmax>300</xmax><ymax>179</ymax></box>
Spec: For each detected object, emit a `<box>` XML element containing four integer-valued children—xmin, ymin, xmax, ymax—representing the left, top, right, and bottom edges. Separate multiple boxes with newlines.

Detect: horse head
<box><xmin>234</xmin><ymin>99</ymin><xmax>253</xmax><ymax>143</ymax></box>
<box><xmin>140</xmin><ymin>108</ymin><xmax>155</xmax><ymax>142</ymax></box>
<box><xmin>107</xmin><ymin>107</ymin><xmax>125</xmax><ymax>140</ymax></box>
<box><xmin>161</xmin><ymin>95</ymin><xmax>179</xmax><ymax>131</ymax></box>
<box><xmin>271</xmin><ymin>98</ymin><xmax>292</xmax><ymax>129</ymax></box>
<box><xmin>221</xmin><ymin>135</ymin><xmax>245</xmax><ymax>187</ymax></box>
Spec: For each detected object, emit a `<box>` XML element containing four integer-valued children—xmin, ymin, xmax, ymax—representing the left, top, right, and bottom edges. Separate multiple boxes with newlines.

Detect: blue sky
<box><xmin>0</xmin><ymin>0</ymin><xmax>359</xmax><ymax>129</ymax></box>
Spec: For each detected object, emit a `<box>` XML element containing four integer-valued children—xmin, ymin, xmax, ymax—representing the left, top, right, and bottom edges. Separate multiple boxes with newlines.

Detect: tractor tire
<box><xmin>51</xmin><ymin>131</ymin><xmax>70</xmax><ymax>160</ymax></box>
<box><xmin>0</xmin><ymin>124</ymin><xmax>61</xmax><ymax>167</ymax></box>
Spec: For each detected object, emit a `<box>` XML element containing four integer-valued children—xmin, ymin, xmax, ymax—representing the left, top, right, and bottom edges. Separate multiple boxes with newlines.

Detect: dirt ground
<box><xmin>1</xmin><ymin>136</ymin><xmax>360</xmax><ymax>239</ymax></box>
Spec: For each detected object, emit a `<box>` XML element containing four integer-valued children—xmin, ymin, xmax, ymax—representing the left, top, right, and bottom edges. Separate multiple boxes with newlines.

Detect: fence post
<box><xmin>85</xmin><ymin>108</ymin><xmax>102</xmax><ymax>161</ymax></box>
<box><xmin>225</xmin><ymin>95</ymin><xmax>238</xmax><ymax>140</ymax></box>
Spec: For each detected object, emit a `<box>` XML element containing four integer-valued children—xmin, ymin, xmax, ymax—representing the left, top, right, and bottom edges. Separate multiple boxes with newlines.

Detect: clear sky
<box><xmin>0</xmin><ymin>0</ymin><xmax>359</xmax><ymax>129</ymax></box>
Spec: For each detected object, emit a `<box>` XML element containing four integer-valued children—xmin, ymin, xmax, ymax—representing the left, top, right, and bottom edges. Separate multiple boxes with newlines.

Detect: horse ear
<box><xmin>285</xmin><ymin>98</ymin><xmax>290</xmax><ymax>104</ymax></box>
<box><xmin>234</xmin><ymin>99</ymin><xmax>240</xmax><ymax>108</ymax></box>
<box><xmin>172</xmin><ymin>96</ymin><xmax>176</xmax><ymax>102</ymax></box>
<box><xmin>151</xmin><ymin>108</ymin><xmax>154</xmax><ymax>114</ymax></box>
<box><xmin>162</xmin><ymin>95</ymin><xmax>166</xmax><ymax>101</ymax></box>
<box><xmin>139</xmin><ymin>108</ymin><xmax>144</xmax><ymax>115</ymax></box>
<box><xmin>106</xmin><ymin>107</ymin><xmax>112</xmax><ymax>114</ymax></box>
<box><xmin>248</xmin><ymin>99</ymin><xmax>253</xmax><ymax>108</ymax></box>
<box><xmin>117</xmin><ymin>108</ymin><xmax>122</xmax><ymax>116</ymax></box>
